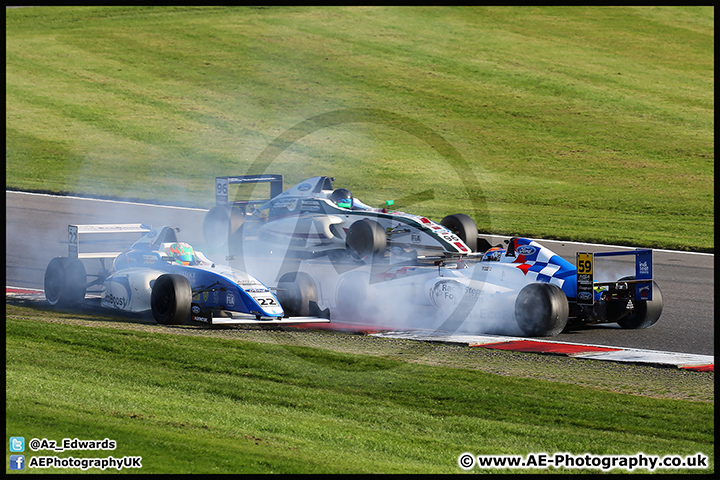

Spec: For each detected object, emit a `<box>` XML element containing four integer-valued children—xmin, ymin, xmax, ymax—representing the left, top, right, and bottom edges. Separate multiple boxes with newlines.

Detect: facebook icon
<box><xmin>10</xmin><ymin>455</ymin><xmax>25</xmax><ymax>470</ymax></box>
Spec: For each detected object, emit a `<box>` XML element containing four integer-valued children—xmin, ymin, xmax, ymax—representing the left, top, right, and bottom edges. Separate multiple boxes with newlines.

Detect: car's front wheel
<box><xmin>276</xmin><ymin>271</ymin><xmax>318</xmax><ymax>317</ymax></box>
<box><xmin>151</xmin><ymin>274</ymin><xmax>192</xmax><ymax>325</ymax></box>
<box><xmin>440</xmin><ymin>213</ymin><xmax>478</xmax><ymax>252</ymax></box>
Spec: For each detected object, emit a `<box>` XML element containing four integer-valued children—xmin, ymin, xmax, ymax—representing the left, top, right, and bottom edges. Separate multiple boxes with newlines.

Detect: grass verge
<box><xmin>6</xmin><ymin>305</ymin><xmax>714</xmax><ymax>474</ymax></box>
<box><xmin>5</xmin><ymin>6</ymin><xmax>714</xmax><ymax>251</ymax></box>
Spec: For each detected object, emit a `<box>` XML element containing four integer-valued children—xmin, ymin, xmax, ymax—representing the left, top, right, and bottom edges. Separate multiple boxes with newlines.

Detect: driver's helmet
<box><xmin>167</xmin><ymin>242</ymin><xmax>195</xmax><ymax>265</ymax></box>
<box><xmin>482</xmin><ymin>246</ymin><xmax>505</xmax><ymax>262</ymax></box>
<box><xmin>330</xmin><ymin>188</ymin><xmax>353</xmax><ymax>209</ymax></box>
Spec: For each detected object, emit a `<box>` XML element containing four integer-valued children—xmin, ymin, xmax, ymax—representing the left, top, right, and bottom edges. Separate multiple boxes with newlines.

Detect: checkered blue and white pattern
<box><xmin>503</xmin><ymin>238</ymin><xmax>578</xmax><ymax>298</ymax></box>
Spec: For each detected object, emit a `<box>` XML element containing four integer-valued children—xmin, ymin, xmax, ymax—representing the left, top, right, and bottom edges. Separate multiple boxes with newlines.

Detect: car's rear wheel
<box><xmin>151</xmin><ymin>274</ymin><xmax>192</xmax><ymax>325</ymax></box>
<box><xmin>346</xmin><ymin>219</ymin><xmax>387</xmax><ymax>259</ymax></box>
<box><xmin>44</xmin><ymin>257</ymin><xmax>87</xmax><ymax>307</ymax></box>
<box><xmin>515</xmin><ymin>283</ymin><xmax>569</xmax><ymax>337</ymax></box>
<box><xmin>616</xmin><ymin>277</ymin><xmax>663</xmax><ymax>329</ymax></box>
<box><xmin>203</xmin><ymin>205</ymin><xmax>245</xmax><ymax>248</ymax></box>
<box><xmin>276</xmin><ymin>271</ymin><xmax>318</xmax><ymax>317</ymax></box>
<box><xmin>440</xmin><ymin>213</ymin><xmax>478</xmax><ymax>252</ymax></box>
<box><xmin>335</xmin><ymin>270</ymin><xmax>370</xmax><ymax>320</ymax></box>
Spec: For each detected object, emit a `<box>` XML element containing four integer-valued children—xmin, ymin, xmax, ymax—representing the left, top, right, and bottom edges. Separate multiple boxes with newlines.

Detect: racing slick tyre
<box><xmin>515</xmin><ymin>283</ymin><xmax>569</xmax><ymax>337</ymax></box>
<box><xmin>44</xmin><ymin>257</ymin><xmax>87</xmax><ymax>307</ymax></box>
<box><xmin>335</xmin><ymin>270</ymin><xmax>370</xmax><ymax>320</ymax></box>
<box><xmin>616</xmin><ymin>277</ymin><xmax>663</xmax><ymax>330</ymax></box>
<box><xmin>276</xmin><ymin>271</ymin><xmax>318</xmax><ymax>317</ymax></box>
<box><xmin>151</xmin><ymin>274</ymin><xmax>192</xmax><ymax>325</ymax></box>
<box><xmin>203</xmin><ymin>205</ymin><xmax>245</xmax><ymax>248</ymax></box>
<box><xmin>440</xmin><ymin>214</ymin><xmax>478</xmax><ymax>252</ymax></box>
<box><xmin>346</xmin><ymin>219</ymin><xmax>387</xmax><ymax>260</ymax></box>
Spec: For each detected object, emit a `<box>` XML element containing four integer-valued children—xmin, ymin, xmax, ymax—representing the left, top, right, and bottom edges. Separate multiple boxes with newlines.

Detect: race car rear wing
<box><xmin>68</xmin><ymin>223</ymin><xmax>152</xmax><ymax>259</ymax></box>
<box><xmin>576</xmin><ymin>249</ymin><xmax>654</xmax><ymax>305</ymax></box>
<box><xmin>214</xmin><ymin>174</ymin><xmax>284</xmax><ymax>210</ymax></box>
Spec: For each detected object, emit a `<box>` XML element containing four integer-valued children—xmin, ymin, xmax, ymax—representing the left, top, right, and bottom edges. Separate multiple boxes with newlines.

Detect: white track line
<box><xmin>8</xmin><ymin>190</ymin><xmax>207</xmax><ymax>212</ymax></box>
<box><xmin>7</xmin><ymin>190</ymin><xmax>713</xmax><ymax>256</ymax></box>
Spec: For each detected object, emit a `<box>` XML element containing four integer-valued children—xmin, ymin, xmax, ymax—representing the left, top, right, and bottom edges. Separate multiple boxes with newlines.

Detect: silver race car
<box><xmin>203</xmin><ymin>175</ymin><xmax>479</xmax><ymax>261</ymax></box>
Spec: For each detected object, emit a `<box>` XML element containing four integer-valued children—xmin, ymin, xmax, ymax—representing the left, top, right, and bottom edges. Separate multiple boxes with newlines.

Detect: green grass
<box><xmin>5</xmin><ymin>6</ymin><xmax>713</xmax><ymax>251</ymax></box>
<box><xmin>5</xmin><ymin>315</ymin><xmax>714</xmax><ymax>474</ymax></box>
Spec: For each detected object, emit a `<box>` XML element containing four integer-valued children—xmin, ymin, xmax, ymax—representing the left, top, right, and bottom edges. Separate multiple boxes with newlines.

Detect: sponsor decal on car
<box><xmin>301</xmin><ymin>200</ymin><xmax>322</xmax><ymax>212</ymax></box>
<box><xmin>429</xmin><ymin>279</ymin><xmax>484</xmax><ymax>309</ymax></box>
<box><xmin>578</xmin><ymin>291</ymin><xmax>593</xmax><ymax>302</ymax></box>
<box><xmin>102</xmin><ymin>293</ymin><xmax>128</xmax><ymax>310</ymax></box>
<box><xmin>273</xmin><ymin>198</ymin><xmax>298</xmax><ymax>210</ymax></box>
<box><xmin>516</xmin><ymin>245</ymin><xmax>537</xmax><ymax>256</ymax></box>
<box><xmin>102</xmin><ymin>277</ymin><xmax>132</xmax><ymax>310</ymax></box>
<box><xmin>253</xmin><ymin>295</ymin><xmax>278</xmax><ymax>307</ymax></box>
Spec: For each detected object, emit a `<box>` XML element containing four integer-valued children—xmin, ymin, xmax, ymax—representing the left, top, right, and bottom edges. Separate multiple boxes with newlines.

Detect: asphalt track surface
<box><xmin>5</xmin><ymin>190</ymin><xmax>714</xmax><ymax>356</ymax></box>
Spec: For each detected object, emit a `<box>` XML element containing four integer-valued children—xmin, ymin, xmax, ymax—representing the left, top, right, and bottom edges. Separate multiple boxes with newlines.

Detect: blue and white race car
<box><xmin>43</xmin><ymin>223</ymin><xmax>330</xmax><ymax>326</ymax></box>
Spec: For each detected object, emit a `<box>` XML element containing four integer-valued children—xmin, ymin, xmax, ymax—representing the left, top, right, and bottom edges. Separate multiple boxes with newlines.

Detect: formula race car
<box><xmin>325</xmin><ymin>238</ymin><xmax>663</xmax><ymax>336</ymax></box>
<box><xmin>201</xmin><ymin>175</ymin><xmax>662</xmax><ymax>337</ymax></box>
<box><xmin>202</xmin><ymin>175</ymin><xmax>479</xmax><ymax>261</ymax></box>
<box><xmin>43</xmin><ymin>224</ymin><xmax>330</xmax><ymax>326</ymax></box>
